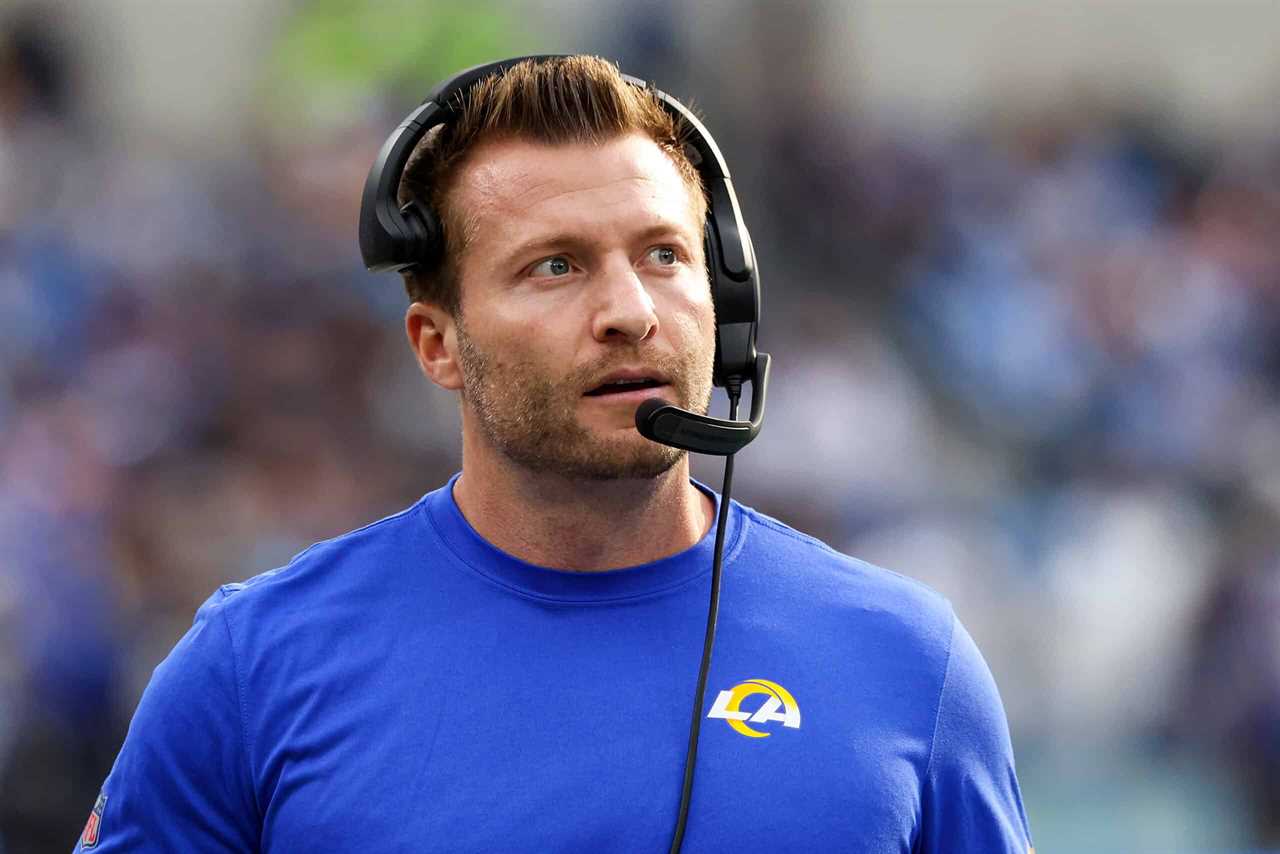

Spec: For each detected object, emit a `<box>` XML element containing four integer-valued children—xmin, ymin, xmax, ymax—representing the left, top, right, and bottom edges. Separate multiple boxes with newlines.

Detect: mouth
<box><xmin>583</xmin><ymin>374</ymin><xmax>671</xmax><ymax>401</ymax></box>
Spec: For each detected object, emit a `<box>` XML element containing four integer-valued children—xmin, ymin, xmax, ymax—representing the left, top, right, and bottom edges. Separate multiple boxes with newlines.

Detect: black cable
<box><xmin>667</xmin><ymin>384</ymin><xmax>741</xmax><ymax>854</ymax></box>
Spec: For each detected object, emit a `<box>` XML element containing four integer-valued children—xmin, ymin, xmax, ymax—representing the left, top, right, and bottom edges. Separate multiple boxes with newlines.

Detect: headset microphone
<box><xmin>634</xmin><ymin>354</ymin><xmax>770</xmax><ymax>456</ymax></box>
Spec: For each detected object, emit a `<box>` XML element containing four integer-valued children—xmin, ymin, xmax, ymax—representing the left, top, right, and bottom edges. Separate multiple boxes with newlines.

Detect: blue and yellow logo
<box><xmin>706</xmin><ymin>678</ymin><xmax>801</xmax><ymax>738</ymax></box>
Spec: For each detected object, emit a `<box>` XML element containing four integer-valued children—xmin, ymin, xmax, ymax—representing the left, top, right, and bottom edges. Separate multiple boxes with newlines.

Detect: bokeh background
<box><xmin>3</xmin><ymin>1</ymin><xmax>1279</xmax><ymax>851</ymax></box>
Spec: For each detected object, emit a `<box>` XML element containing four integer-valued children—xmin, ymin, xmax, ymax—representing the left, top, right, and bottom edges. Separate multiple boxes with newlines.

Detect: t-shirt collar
<box><xmin>421</xmin><ymin>471</ymin><xmax>743</xmax><ymax>603</ymax></box>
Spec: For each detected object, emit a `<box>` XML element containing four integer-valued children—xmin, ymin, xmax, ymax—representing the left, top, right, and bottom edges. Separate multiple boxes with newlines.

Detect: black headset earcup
<box><xmin>399</xmin><ymin>199</ymin><xmax>443</xmax><ymax>269</ymax></box>
<box><xmin>705</xmin><ymin>222</ymin><xmax>727</xmax><ymax>388</ymax></box>
<box><xmin>705</xmin><ymin>217</ymin><xmax>759</xmax><ymax>388</ymax></box>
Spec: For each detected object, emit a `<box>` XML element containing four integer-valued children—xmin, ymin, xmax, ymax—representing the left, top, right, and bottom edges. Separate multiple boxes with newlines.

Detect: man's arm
<box><xmin>73</xmin><ymin>590</ymin><xmax>259</xmax><ymax>852</ymax></box>
<box><xmin>917</xmin><ymin>613</ymin><xmax>1034</xmax><ymax>853</ymax></box>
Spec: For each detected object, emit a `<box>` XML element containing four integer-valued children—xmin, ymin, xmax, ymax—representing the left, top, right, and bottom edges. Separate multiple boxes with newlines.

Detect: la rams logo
<box><xmin>707</xmin><ymin>678</ymin><xmax>801</xmax><ymax>738</ymax></box>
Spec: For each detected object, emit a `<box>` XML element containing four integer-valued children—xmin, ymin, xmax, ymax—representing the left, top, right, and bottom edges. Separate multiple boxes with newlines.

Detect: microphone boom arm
<box><xmin>635</xmin><ymin>353</ymin><xmax>771</xmax><ymax>456</ymax></box>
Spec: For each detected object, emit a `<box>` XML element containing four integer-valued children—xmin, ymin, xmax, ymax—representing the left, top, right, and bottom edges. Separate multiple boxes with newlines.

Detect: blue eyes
<box><xmin>650</xmin><ymin>247</ymin><xmax>677</xmax><ymax>266</ymax></box>
<box><xmin>527</xmin><ymin>247</ymin><xmax>680</xmax><ymax>278</ymax></box>
<box><xmin>530</xmin><ymin>256</ymin><xmax>573</xmax><ymax>277</ymax></box>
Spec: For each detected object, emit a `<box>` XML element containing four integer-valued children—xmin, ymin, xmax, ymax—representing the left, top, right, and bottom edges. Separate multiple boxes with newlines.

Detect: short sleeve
<box><xmin>73</xmin><ymin>589</ymin><xmax>259</xmax><ymax>852</ymax></box>
<box><xmin>917</xmin><ymin>613</ymin><xmax>1033</xmax><ymax>854</ymax></box>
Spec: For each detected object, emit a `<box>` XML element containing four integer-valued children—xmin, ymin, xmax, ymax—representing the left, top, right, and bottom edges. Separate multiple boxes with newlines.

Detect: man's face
<box><xmin>446</xmin><ymin>133</ymin><xmax>715</xmax><ymax>480</ymax></box>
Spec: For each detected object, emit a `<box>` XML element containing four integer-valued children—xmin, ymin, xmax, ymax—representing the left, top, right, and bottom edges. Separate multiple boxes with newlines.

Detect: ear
<box><xmin>406</xmin><ymin>301</ymin><xmax>463</xmax><ymax>390</ymax></box>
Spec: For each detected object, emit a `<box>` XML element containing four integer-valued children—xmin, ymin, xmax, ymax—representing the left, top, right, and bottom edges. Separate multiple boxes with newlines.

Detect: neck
<box><xmin>453</xmin><ymin>436</ymin><xmax>715</xmax><ymax>572</ymax></box>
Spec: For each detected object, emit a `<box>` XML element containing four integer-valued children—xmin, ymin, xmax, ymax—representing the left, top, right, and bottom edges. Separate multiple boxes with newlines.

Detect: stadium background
<box><xmin>2</xmin><ymin>0</ymin><xmax>1279</xmax><ymax>851</ymax></box>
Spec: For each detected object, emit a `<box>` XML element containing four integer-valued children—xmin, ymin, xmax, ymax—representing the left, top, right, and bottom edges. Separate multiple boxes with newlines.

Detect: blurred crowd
<box><xmin>1</xmin><ymin>3</ymin><xmax>1278</xmax><ymax>852</ymax></box>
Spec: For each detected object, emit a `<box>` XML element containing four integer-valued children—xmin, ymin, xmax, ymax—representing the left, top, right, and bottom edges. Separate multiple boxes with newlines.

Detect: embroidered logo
<box><xmin>706</xmin><ymin>678</ymin><xmax>801</xmax><ymax>738</ymax></box>
<box><xmin>80</xmin><ymin>791</ymin><xmax>107</xmax><ymax>849</ymax></box>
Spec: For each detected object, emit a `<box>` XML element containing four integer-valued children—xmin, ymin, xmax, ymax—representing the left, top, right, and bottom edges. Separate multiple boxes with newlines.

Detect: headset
<box><xmin>358</xmin><ymin>54</ymin><xmax>771</xmax><ymax>853</ymax></box>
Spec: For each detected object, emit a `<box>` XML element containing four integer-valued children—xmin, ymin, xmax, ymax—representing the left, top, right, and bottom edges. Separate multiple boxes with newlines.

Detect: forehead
<box><xmin>449</xmin><ymin>133</ymin><xmax>703</xmax><ymax>256</ymax></box>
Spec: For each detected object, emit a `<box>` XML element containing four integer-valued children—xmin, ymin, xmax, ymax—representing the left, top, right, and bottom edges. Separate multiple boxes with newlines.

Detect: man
<box><xmin>77</xmin><ymin>56</ymin><xmax>1033</xmax><ymax>852</ymax></box>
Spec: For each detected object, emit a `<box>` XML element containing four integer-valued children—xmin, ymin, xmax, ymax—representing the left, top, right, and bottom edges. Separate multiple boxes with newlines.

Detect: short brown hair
<box><xmin>396</xmin><ymin>55</ymin><xmax>706</xmax><ymax>313</ymax></box>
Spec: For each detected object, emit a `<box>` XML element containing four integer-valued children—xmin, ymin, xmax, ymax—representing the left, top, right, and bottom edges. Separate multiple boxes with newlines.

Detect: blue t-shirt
<box><xmin>76</xmin><ymin>475</ymin><xmax>1032</xmax><ymax>852</ymax></box>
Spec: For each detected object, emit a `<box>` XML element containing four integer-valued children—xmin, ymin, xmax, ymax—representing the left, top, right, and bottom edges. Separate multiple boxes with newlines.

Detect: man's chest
<box><xmin>251</xmin><ymin>620</ymin><xmax>932</xmax><ymax>853</ymax></box>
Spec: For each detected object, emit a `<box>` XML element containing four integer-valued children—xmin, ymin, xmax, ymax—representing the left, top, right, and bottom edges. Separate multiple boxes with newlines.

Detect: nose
<box><xmin>591</xmin><ymin>258</ymin><xmax>659</xmax><ymax>344</ymax></box>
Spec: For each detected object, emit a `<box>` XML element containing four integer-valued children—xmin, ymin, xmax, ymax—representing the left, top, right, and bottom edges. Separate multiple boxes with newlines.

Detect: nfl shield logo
<box><xmin>81</xmin><ymin>792</ymin><xmax>106</xmax><ymax>849</ymax></box>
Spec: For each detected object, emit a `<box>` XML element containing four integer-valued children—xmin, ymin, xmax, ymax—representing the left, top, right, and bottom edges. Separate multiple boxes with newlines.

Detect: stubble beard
<box><xmin>455</xmin><ymin>318</ymin><xmax>713</xmax><ymax>481</ymax></box>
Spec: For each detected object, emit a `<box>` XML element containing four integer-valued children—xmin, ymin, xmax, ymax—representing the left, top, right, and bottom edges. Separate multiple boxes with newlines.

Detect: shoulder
<box><xmin>198</xmin><ymin>494</ymin><xmax>433</xmax><ymax>627</ymax></box>
<box><xmin>733</xmin><ymin>501</ymin><xmax>957</xmax><ymax>653</ymax></box>
<box><xmin>735</xmin><ymin>501</ymin><xmax>953</xmax><ymax>615</ymax></box>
